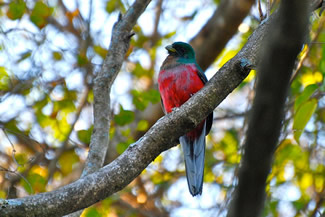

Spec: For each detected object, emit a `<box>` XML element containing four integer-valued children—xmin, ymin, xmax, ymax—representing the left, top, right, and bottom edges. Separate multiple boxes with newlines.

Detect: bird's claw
<box><xmin>240</xmin><ymin>58</ymin><xmax>254</xmax><ymax>70</ymax></box>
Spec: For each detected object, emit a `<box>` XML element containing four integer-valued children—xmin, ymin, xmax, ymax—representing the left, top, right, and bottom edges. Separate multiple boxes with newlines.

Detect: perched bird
<box><xmin>158</xmin><ymin>42</ymin><xmax>213</xmax><ymax>196</ymax></box>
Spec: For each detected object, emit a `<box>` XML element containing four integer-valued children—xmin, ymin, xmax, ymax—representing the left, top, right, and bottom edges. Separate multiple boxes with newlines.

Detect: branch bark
<box><xmin>227</xmin><ymin>0</ymin><xmax>310</xmax><ymax>217</ymax></box>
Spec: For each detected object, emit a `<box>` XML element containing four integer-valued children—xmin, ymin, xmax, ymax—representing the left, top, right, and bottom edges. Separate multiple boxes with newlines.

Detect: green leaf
<box><xmin>0</xmin><ymin>66</ymin><xmax>10</xmax><ymax>91</ymax></box>
<box><xmin>320</xmin><ymin>42</ymin><xmax>325</xmax><ymax>75</ymax></box>
<box><xmin>30</xmin><ymin>2</ymin><xmax>51</xmax><ymax>28</ymax></box>
<box><xmin>293</xmin><ymin>98</ymin><xmax>318</xmax><ymax>142</ymax></box>
<box><xmin>17</xmin><ymin>51</ymin><xmax>32</xmax><ymax>63</ymax></box>
<box><xmin>131</xmin><ymin>89</ymin><xmax>160</xmax><ymax>111</ymax></box>
<box><xmin>294</xmin><ymin>84</ymin><xmax>318</xmax><ymax>112</ymax></box>
<box><xmin>4</xmin><ymin>119</ymin><xmax>20</xmax><ymax>134</ymax></box>
<box><xmin>219</xmin><ymin>130</ymin><xmax>239</xmax><ymax>164</ymax></box>
<box><xmin>15</xmin><ymin>153</ymin><xmax>28</xmax><ymax>165</ymax></box>
<box><xmin>77</xmin><ymin>53</ymin><xmax>88</xmax><ymax>66</ymax></box>
<box><xmin>84</xmin><ymin>207</ymin><xmax>101</xmax><ymax>217</ymax></box>
<box><xmin>292</xmin><ymin>200</ymin><xmax>306</xmax><ymax>210</ymax></box>
<box><xmin>114</xmin><ymin>106</ymin><xmax>135</xmax><ymax>126</ymax></box>
<box><xmin>136</xmin><ymin>120</ymin><xmax>149</xmax><ymax>131</ymax></box>
<box><xmin>58</xmin><ymin>150</ymin><xmax>80</xmax><ymax>175</ymax></box>
<box><xmin>54</xmin><ymin>98</ymin><xmax>76</xmax><ymax>113</ymax></box>
<box><xmin>0</xmin><ymin>191</ymin><xmax>6</xmax><ymax>199</ymax></box>
<box><xmin>106</xmin><ymin>0</ymin><xmax>116</xmax><ymax>13</ymax></box>
<box><xmin>143</xmin><ymin>89</ymin><xmax>160</xmax><ymax>104</ymax></box>
<box><xmin>52</xmin><ymin>51</ymin><xmax>62</xmax><ymax>61</ymax></box>
<box><xmin>105</xmin><ymin>0</ymin><xmax>125</xmax><ymax>13</ymax></box>
<box><xmin>93</xmin><ymin>45</ymin><xmax>108</xmax><ymax>59</ymax></box>
<box><xmin>87</xmin><ymin>90</ymin><xmax>94</xmax><ymax>103</ymax></box>
<box><xmin>131</xmin><ymin>89</ymin><xmax>147</xmax><ymax>111</ymax></box>
<box><xmin>21</xmin><ymin>173</ymin><xmax>46</xmax><ymax>194</ymax></box>
<box><xmin>77</xmin><ymin>127</ymin><xmax>93</xmax><ymax>144</ymax></box>
<box><xmin>162</xmin><ymin>31</ymin><xmax>176</xmax><ymax>39</ymax></box>
<box><xmin>132</xmin><ymin>63</ymin><xmax>146</xmax><ymax>78</ymax></box>
<box><xmin>7</xmin><ymin>0</ymin><xmax>26</xmax><ymax>20</ymax></box>
<box><xmin>116</xmin><ymin>142</ymin><xmax>129</xmax><ymax>154</ymax></box>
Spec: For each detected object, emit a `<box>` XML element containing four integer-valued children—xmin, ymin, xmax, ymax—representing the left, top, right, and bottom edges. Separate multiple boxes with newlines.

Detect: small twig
<box><xmin>151</xmin><ymin>0</ymin><xmax>163</xmax><ymax>45</ymax></box>
<box><xmin>267</xmin><ymin>0</ymin><xmax>271</xmax><ymax>17</ymax></box>
<box><xmin>2</xmin><ymin>129</ymin><xmax>20</xmax><ymax>167</ymax></box>
<box><xmin>310</xmin><ymin>187</ymin><xmax>325</xmax><ymax>217</ymax></box>
<box><xmin>0</xmin><ymin>165</ymin><xmax>33</xmax><ymax>195</ymax></box>
<box><xmin>214</xmin><ymin>113</ymin><xmax>246</xmax><ymax>121</ymax></box>
<box><xmin>258</xmin><ymin>0</ymin><xmax>265</xmax><ymax>20</ymax></box>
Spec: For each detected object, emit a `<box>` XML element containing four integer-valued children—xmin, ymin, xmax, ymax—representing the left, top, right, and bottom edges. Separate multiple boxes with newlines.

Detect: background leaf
<box><xmin>293</xmin><ymin>98</ymin><xmax>318</xmax><ymax>142</ymax></box>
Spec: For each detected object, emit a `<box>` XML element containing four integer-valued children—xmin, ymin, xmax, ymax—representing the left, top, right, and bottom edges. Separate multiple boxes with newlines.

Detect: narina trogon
<box><xmin>158</xmin><ymin>42</ymin><xmax>213</xmax><ymax>196</ymax></box>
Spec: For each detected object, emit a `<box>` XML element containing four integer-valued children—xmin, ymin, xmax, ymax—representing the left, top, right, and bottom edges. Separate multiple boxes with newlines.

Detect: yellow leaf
<box><xmin>218</xmin><ymin>50</ymin><xmax>237</xmax><ymax>68</ymax></box>
<box><xmin>244</xmin><ymin>69</ymin><xmax>256</xmax><ymax>82</ymax></box>
<box><xmin>301</xmin><ymin>71</ymin><xmax>323</xmax><ymax>87</ymax></box>
<box><xmin>299</xmin><ymin>173</ymin><xmax>313</xmax><ymax>190</ymax></box>
<box><xmin>153</xmin><ymin>155</ymin><xmax>163</xmax><ymax>163</ymax></box>
<box><xmin>277</xmin><ymin>168</ymin><xmax>286</xmax><ymax>183</ymax></box>
<box><xmin>58</xmin><ymin>150</ymin><xmax>79</xmax><ymax>175</ymax></box>
<box><xmin>0</xmin><ymin>190</ymin><xmax>6</xmax><ymax>199</ymax></box>
<box><xmin>215</xmin><ymin>175</ymin><xmax>223</xmax><ymax>184</ymax></box>
<box><xmin>204</xmin><ymin>170</ymin><xmax>215</xmax><ymax>183</ymax></box>
<box><xmin>31</xmin><ymin>165</ymin><xmax>48</xmax><ymax>177</ymax></box>
<box><xmin>315</xmin><ymin>175</ymin><xmax>324</xmax><ymax>193</ymax></box>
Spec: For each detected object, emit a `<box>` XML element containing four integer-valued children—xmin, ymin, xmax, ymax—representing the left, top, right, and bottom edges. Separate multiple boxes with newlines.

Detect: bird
<box><xmin>158</xmin><ymin>42</ymin><xmax>213</xmax><ymax>196</ymax></box>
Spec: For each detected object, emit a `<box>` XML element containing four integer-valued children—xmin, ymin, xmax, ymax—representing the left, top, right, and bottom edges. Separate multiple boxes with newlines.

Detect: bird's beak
<box><xmin>165</xmin><ymin>45</ymin><xmax>176</xmax><ymax>53</ymax></box>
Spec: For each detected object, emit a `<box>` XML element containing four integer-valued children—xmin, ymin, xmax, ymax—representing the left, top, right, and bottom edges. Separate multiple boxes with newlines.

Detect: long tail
<box><xmin>180</xmin><ymin>121</ymin><xmax>206</xmax><ymax>196</ymax></box>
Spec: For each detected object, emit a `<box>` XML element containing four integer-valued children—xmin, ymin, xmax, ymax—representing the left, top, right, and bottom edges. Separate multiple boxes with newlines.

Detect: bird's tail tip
<box><xmin>189</xmin><ymin>184</ymin><xmax>202</xmax><ymax>196</ymax></box>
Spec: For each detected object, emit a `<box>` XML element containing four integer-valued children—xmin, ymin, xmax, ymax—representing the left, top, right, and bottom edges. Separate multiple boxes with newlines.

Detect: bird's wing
<box><xmin>195</xmin><ymin>63</ymin><xmax>213</xmax><ymax>135</ymax></box>
<box><xmin>196</xmin><ymin>63</ymin><xmax>208</xmax><ymax>84</ymax></box>
<box><xmin>160</xmin><ymin>98</ymin><xmax>167</xmax><ymax>114</ymax></box>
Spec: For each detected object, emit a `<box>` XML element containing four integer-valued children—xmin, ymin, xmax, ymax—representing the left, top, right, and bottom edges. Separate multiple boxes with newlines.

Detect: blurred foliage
<box><xmin>0</xmin><ymin>0</ymin><xmax>324</xmax><ymax>217</ymax></box>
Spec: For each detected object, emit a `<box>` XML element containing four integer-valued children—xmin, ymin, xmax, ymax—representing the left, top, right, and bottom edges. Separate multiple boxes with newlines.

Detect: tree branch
<box><xmin>81</xmin><ymin>0</ymin><xmax>151</xmax><ymax>177</ymax></box>
<box><xmin>227</xmin><ymin>0</ymin><xmax>310</xmax><ymax>216</ymax></box>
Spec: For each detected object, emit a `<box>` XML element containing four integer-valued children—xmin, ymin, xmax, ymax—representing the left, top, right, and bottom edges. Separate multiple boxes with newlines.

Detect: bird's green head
<box><xmin>165</xmin><ymin>42</ymin><xmax>196</xmax><ymax>62</ymax></box>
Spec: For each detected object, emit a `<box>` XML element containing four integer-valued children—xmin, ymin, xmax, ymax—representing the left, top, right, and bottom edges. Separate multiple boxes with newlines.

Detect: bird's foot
<box><xmin>240</xmin><ymin>58</ymin><xmax>254</xmax><ymax>70</ymax></box>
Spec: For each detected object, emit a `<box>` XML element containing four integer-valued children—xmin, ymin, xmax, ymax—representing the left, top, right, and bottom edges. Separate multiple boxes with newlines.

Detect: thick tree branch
<box><xmin>81</xmin><ymin>0</ymin><xmax>151</xmax><ymax>176</ymax></box>
<box><xmin>227</xmin><ymin>1</ymin><xmax>310</xmax><ymax>217</ymax></box>
<box><xmin>0</xmin><ymin>1</ymin><xmax>321</xmax><ymax>216</ymax></box>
